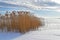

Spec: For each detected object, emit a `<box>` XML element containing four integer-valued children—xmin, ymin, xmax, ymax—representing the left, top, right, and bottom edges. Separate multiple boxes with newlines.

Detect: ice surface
<box><xmin>12</xmin><ymin>18</ymin><xmax>60</xmax><ymax>40</ymax></box>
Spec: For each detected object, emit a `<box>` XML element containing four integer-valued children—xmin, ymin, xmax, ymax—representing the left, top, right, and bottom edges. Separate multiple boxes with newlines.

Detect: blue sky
<box><xmin>0</xmin><ymin>0</ymin><xmax>60</xmax><ymax>17</ymax></box>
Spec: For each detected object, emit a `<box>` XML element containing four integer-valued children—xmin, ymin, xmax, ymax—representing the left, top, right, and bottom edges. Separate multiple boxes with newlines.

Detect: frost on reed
<box><xmin>0</xmin><ymin>11</ymin><xmax>43</xmax><ymax>33</ymax></box>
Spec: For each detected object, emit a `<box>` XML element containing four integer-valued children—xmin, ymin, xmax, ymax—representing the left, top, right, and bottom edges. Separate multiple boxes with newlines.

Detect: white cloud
<box><xmin>52</xmin><ymin>0</ymin><xmax>60</xmax><ymax>4</ymax></box>
<box><xmin>0</xmin><ymin>0</ymin><xmax>60</xmax><ymax>12</ymax></box>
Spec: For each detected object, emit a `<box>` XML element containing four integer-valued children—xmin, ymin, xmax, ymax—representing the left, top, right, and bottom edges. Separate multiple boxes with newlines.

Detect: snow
<box><xmin>12</xmin><ymin>18</ymin><xmax>60</xmax><ymax>40</ymax></box>
<box><xmin>12</xmin><ymin>30</ymin><xmax>60</xmax><ymax>40</ymax></box>
<box><xmin>0</xmin><ymin>32</ymin><xmax>22</xmax><ymax>40</ymax></box>
<box><xmin>0</xmin><ymin>18</ymin><xmax>60</xmax><ymax>40</ymax></box>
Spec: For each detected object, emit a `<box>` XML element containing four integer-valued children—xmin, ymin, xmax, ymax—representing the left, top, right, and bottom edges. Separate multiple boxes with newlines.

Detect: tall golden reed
<box><xmin>0</xmin><ymin>11</ymin><xmax>43</xmax><ymax>33</ymax></box>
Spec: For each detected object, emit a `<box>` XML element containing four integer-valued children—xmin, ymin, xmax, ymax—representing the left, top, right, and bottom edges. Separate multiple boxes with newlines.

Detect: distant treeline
<box><xmin>0</xmin><ymin>11</ymin><xmax>43</xmax><ymax>33</ymax></box>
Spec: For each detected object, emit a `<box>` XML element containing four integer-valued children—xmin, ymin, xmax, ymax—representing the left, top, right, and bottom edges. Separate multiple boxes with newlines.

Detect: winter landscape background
<box><xmin>0</xmin><ymin>0</ymin><xmax>60</xmax><ymax>40</ymax></box>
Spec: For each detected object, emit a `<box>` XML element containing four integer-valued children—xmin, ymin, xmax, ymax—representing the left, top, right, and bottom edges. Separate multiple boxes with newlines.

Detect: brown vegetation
<box><xmin>0</xmin><ymin>11</ymin><xmax>43</xmax><ymax>33</ymax></box>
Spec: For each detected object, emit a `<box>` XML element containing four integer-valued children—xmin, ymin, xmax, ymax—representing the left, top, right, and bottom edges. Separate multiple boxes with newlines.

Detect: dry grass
<box><xmin>0</xmin><ymin>11</ymin><xmax>43</xmax><ymax>33</ymax></box>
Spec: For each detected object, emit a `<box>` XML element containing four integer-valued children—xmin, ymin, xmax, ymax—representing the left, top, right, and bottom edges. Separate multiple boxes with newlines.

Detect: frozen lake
<box><xmin>44</xmin><ymin>18</ymin><xmax>60</xmax><ymax>30</ymax></box>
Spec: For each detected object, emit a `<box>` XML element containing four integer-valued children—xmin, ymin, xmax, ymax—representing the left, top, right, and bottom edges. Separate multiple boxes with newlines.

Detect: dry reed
<box><xmin>0</xmin><ymin>11</ymin><xmax>43</xmax><ymax>33</ymax></box>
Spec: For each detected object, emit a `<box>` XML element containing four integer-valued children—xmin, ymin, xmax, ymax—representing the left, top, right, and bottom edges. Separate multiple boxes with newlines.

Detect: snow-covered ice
<box><xmin>12</xmin><ymin>18</ymin><xmax>60</xmax><ymax>40</ymax></box>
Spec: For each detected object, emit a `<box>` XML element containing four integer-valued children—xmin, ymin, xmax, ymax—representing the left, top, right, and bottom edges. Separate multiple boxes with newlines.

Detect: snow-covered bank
<box><xmin>13</xmin><ymin>30</ymin><xmax>60</xmax><ymax>40</ymax></box>
<box><xmin>12</xmin><ymin>18</ymin><xmax>60</xmax><ymax>40</ymax></box>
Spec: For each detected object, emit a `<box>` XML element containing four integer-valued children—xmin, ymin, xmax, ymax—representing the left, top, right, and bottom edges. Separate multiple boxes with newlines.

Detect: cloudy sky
<box><xmin>0</xmin><ymin>0</ymin><xmax>60</xmax><ymax>17</ymax></box>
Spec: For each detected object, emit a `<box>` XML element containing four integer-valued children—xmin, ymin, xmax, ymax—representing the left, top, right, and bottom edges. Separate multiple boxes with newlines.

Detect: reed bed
<box><xmin>0</xmin><ymin>11</ymin><xmax>43</xmax><ymax>33</ymax></box>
